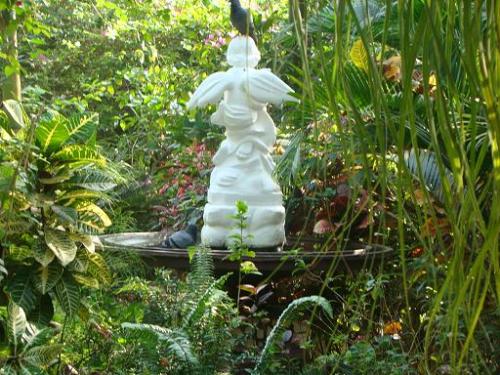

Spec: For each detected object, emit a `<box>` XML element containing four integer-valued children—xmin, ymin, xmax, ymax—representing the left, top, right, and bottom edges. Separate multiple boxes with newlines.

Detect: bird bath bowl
<box><xmin>99</xmin><ymin>232</ymin><xmax>393</xmax><ymax>275</ymax></box>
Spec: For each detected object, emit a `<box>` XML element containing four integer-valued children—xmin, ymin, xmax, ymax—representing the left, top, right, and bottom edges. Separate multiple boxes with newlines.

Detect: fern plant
<box><xmin>123</xmin><ymin>247</ymin><xmax>240</xmax><ymax>374</ymax></box>
<box><xmin>0</xmin><ymin>101</ymin><xmax>122</xmax><ymax>372</ymax></box>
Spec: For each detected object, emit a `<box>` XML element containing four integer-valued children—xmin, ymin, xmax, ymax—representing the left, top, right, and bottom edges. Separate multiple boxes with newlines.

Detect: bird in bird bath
<box><xmin>187</xmin><ymin>36</ymin><xmax>298</xmax><ymax>249</ymax></box>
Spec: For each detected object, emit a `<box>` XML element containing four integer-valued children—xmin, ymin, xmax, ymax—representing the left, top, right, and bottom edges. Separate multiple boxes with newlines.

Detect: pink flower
<box><xmin>37</xmin><ymin>54</ymin><xmax>49</xmax><ymax>64</ymax></box>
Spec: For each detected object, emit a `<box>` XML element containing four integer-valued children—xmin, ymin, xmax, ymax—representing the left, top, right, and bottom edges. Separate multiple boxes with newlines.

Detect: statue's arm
<box><xmin>186</xmin><ymin>72</ymin><xmax>232</xmax><ymax>109</ymax></box>
<box><xmin>245</xmin><ymin>69</ymin><xmax>299</xmax><ymax>106</ymax></box>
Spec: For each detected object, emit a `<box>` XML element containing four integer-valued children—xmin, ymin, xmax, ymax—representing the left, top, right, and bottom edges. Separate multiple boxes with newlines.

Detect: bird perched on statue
<box><xmin>161</xmin><ymin>224</ymin><xmax>198</xmax><ymax>249</ymax></box>
<box><xmin>229</xmin><ymin>0</ymin><xmax>257</xmax><ymax>43</ymax></box>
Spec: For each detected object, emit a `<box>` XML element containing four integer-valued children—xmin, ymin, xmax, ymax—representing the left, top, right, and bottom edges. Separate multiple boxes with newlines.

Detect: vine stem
<box><xmin>236</xmin><ymin>214</ymin><xmax>244</xmax><ymax>312</ymax></box>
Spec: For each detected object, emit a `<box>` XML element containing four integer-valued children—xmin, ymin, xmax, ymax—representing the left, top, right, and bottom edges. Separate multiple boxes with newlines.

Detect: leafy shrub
<box><xmin>0</xmin><ymin>102</ymin><xmax>122</xmax><ymax>372</ymax></box>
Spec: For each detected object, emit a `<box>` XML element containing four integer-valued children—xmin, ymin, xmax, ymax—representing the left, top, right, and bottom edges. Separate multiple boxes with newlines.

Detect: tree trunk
<box><xmin>1</xmin><ymin>10</ymin><xmax>22</xmax><ymax>102</ymax></box>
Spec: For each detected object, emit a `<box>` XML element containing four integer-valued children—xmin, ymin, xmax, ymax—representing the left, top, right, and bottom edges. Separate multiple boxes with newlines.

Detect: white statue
<box><xmin>187</xmin><ymin>36</ymin><xmax>298</xmax><ymax>248</ymax></box>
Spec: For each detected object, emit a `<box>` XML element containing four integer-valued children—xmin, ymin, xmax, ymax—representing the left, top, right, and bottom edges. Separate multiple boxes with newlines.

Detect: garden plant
<box><xmin>0</xmin><ymin>0</ymin><xmax>499</xmax><ymax>374</ymax></box>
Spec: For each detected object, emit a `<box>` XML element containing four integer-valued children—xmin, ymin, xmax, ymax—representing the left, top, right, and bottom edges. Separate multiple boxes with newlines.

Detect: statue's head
<box><xmin>226</xmin><ymin>36</ymin><xmax>260</xmax><ymax>68</ymax></box>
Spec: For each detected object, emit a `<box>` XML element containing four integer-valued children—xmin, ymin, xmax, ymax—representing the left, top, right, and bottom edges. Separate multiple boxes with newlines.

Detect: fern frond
<box><xmin>182</xmin><ymin>274</ymin><xmax>230</xmax><ymax>328</ymax></box>
<box><xmin>254</xmin><ymin>296</ymin><xmax>333</xmax><ymax>373</ymax></box>
<box><xmin>187</xmin><ymin>246</ymin><xmax>214</xmax><ymax>298</ymax></box>
<box><xmin>122</xmin><ymin>323</ymin><xmax>199</xmax><ymax>367</ymax></box>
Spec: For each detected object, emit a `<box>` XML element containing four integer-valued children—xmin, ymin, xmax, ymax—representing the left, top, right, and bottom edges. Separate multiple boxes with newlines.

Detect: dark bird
<box><xmin>162</xmin><ymin>224</ymin><xmax>198</xmax><ymax>249</ymax></box>
<box><xmin>229</xmin><ymin>0</ymin><xmax>257</xmax><ymax>42</ymax></box>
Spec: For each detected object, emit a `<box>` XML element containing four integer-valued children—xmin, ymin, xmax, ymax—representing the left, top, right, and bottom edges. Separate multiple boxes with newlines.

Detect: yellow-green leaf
<box><xmin>350</xmin><ymin>39</ymin><xmax>369</xmax><ymax>72</ymax></box>
<box><xmin>45</xmin><ymin>229</ymin><xmax>77</xmax><ymax>266</ymax></box>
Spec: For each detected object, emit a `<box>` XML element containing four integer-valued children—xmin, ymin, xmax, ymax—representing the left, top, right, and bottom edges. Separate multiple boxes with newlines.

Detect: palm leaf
<box><xmin>0</xmin><ymin>258</ymin><xmax>7</xmax><ymax>284</ymax></box>
<box><xmin>404</xmin><ymin>148</ymin><xmax>455</xmax><ymax>203</ymax></box>
<box><xmin>0</xmin><ymin>364</ymin><xmax>17</xmax><ymax>375</ymax></box>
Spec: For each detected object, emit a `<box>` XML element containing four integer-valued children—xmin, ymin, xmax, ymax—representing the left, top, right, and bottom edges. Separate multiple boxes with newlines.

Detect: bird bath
<box><xmin>99</xmin><ymin>232</ymin><xmax>393</xmax><ymax>275</ymax></box>
<box><xmin>99</xmin><ymin>37</ymin><xmax>395</xmax><ymax>274</ymax></box>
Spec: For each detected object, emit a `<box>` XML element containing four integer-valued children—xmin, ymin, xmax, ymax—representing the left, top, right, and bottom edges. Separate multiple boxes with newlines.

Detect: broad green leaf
<box><xmin>73</xmin><ymin>273</ymin><xmax>100</xmax><ymax>289</ymax></box>
<box><xmin>78</xmin><ymin>203</ymin><xmax>112</xmax><ymax>227</ymax></box>
<box><xmin>7</xmin><ymin>302</ymin><xmax>27</xmax><ymax>352</ymax></box>
<box><xmin>38</xmin><ymin>173</ymin><xmax>72</xmax><ymax>185</ymax></box>
<box><xmin>21</xmin><ymin>344</ymin><xmax>62</xmax><ymax>368</ymax></box>
<box><xmin>87</xmin><ymin>252</ymin><xmax>111</xmax><ymax>285</ymax></box>
<box><xmin>33</xmin><ymin>263</ymin><xmax>63</xmax><ymax>294</ymax></box>
<box><xmin>32</xmin><ymin>243</ymin><xmax>55</xmax><ymax>267</ymax></box>
<box><xmin>69</xmin><ymin>233</ymin><xmax>95</xmax><ymax>253</ymax></box>
<box><xmin>45</xmin><ymin>229</ymin><xmax>77</xmax><ymax>266</ymax></box>
<box><xmin>67</xmin><ymin>170</ymin><xmax>117</xmax><ymax>192</ymax></box>
<box><xmin>64</xmin><ymin>113</ymin><xmax>97</xmax><ymax>145</ymax></box>
<box><xmin>56</xmin><ymin>189</ymin><xmax>111</xmax><ymax>204</ymax></box>
<box><xmin>75</xmin><ymin>219</ymin><xmax>103</xmax><ymax>235</ymax></box>
<box><xmin>5</xmin><ymin>272</ymin><xmax>37</xmax><ymax>313</ymax></box>
<box><xmin>67</xmin><ymin>250</ymin><xmax>89</xmax><ymax>273</ymax></box>
<box><xmin>35</xmin><ymin>111</ymin><xmax>69</xmax><ymax>155</ymax></box>
<box><xmin>55</xmin><ymin>275</ymin><xmax>80</xmax><ymax>316</ymax></box>
<box><xmin>52</xmin><ymin>145</ymin><xmax>105</xmax><ymax>165</ymax></box>
<box><xmin>0</xmin><ymin>164</ymin><xmax>15</xmax><ymax>202</ymax></box>
<box><xmin>2</xmin><ymin>99</ymin><xmax>25</xmax><ymax>129</ymax></box>
<box><xmin>27</xmin><ymin>295</ymin><xmax>54</xmax><ymax>326</ymax></box>
<box><xmin>23</xmin><ymin>327</ymin><xmax>56</xmax><ymax>351</ymax></box>
<box><xmin>50</xmin><ymin>205</ymin><xmax>77</xmax><ymax>225</ymax></box>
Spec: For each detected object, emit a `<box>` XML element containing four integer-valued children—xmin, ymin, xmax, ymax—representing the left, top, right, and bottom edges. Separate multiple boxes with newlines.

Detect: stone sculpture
<box><xmin>187</xmin><ymin>36</ymin><xmax>298</xmax><ymax>248</ymax></box>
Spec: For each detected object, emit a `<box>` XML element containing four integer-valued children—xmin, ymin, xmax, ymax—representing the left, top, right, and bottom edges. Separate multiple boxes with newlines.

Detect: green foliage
<box><xmin>255</xmin><ymin>296</ymin><xmax>333</xmax><ymax>373</ymax></box>
<box><xmin>228</xmin><ymin>200</ymin><xmax>256</xmax><ymax>262</ymax></box>
<box><xmin>278</xmin><ymin>0</ymin><xmax>500</xmax><ymax>373</ymax></box>
<box><xmin>0</xmin><ymin>101</ymin><xmax>123</xmax><ymax>370</ymax></box>
<box><xmin>1</xmin><ymin>0</ymin><xmax>498</xmax><ymax>373</ymax></box>
<box><xmin>120</xmin><ymin>248</ymin><xmax>241</xmax><ymax>374</ymax></box>
<box><xmin>0</xmin><ymin>302</ymin><xmax>62</xmax><ymax>373</ymax></box>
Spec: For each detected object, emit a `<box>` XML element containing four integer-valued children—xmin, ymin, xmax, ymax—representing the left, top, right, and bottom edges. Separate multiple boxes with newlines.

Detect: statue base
<box><xmin>202</xmin><ymin>203</ymin><xmax>285</xmax><ymax>249</ymax></box>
